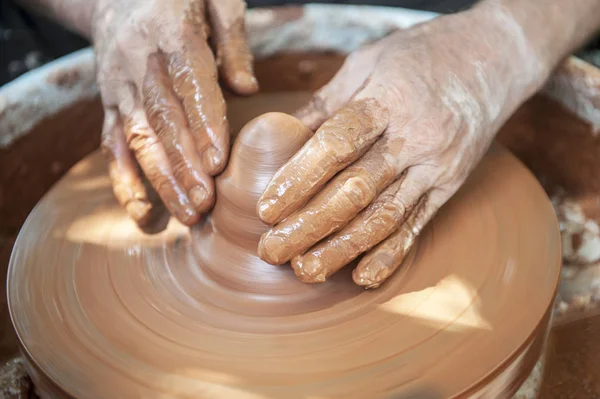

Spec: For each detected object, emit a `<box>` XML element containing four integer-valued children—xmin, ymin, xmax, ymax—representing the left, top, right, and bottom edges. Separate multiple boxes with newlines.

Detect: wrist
<box><xmin>473</xmin><ymin>0</ymin><xmax>600</xmax><ymax>90</ymax></box>
<box><xmin>466</xmin><ymin>3</ymin><xmax>551</xmax><ymax>98</ymax></box>
<box><xmin>427</xmin><ymin>5</ymin><xmax>552</xmax><ymax>132</ymax></box>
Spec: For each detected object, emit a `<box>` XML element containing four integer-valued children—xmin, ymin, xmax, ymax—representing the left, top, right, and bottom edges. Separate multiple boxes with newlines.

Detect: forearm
<box><xmin>474</xmin><ymin>0</ymin><xmax>600</xmax><ymax>92</ymax></box>
<box><xmin>484</xmin><ymin>0</ymin><xmax>600</xmax><ymax>69</ymax></box>
<box><xmin>14</xmin><ymin>0</ymin><xmax>97</xmax><ymax>39</ymax></box>
<box><xmin>437</xmin><ymin>0</ymin><xmax>600</xmax><ymax>133</ymax></box>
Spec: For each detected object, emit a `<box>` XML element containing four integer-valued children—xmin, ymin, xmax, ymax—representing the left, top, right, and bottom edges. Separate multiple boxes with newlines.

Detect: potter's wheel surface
<box><xmin>8</xmin><ymin>93</ymin><xmax>561</xmax><ymax>398</ymax></box>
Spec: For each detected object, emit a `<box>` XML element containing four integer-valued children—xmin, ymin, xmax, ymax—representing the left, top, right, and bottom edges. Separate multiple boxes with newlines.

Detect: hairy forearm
<box><xmin>14</xmin><ymin>0</ymin><xmax>97</xmax><ymax>38</ymax></box>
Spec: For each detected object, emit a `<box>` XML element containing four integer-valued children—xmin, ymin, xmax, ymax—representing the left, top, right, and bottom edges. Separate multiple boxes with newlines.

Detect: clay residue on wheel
<box><xmin>498</xmin><ymin>95</ymin><xmax>600</xmax><ymax>264</ymax></box>
<box><xmin>0</xmin><ymin>358</ymin><xmax>35</xmax><ymax>398</ymax></box>
<box><xmin>0</xmin><ymin>99</ymin><xmax>103</xmax><ymax>238</ymax></box>
<box><xmin>46</xmin><ymin>69</ymin><xmax>81</xmax><ymax>89</ymax></box>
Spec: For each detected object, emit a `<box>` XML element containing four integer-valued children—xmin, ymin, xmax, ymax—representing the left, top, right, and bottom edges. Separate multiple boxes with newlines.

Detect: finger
<box><xmin>293</xmin><ymin>92</ymin><xmax>332</xmax><ymax>133</ymax></box>
<box><xmin>353</xmin><ymin>194</ymin><xmax>433</xmax><ymax>289</ymax></box>
<box><xmin>186</xmin><ymin>0</ymin><xmax>211</xmax><ymax>38</ymax></box>
<box><xmin>207</xmin><ymin>0</ymin><xmax>258</xmax><ymax>95</ymax></box>
<box><xmin>294</xmin><ymin>43</ymin><xmax>383</xmax><ymax>131</ymax></box>
<box><xmin>258</xmin><ymin>139</ymin><xmax>398</xmax><ymax>265</ymax></box>
<box><xmin>290</xmin><ymin>170</ymin><xmax>427</xmax><ymax>283</ymax></box>
<box><xmin>101</xmin><ymin>108</ymin><xmax>152</xmax><ymax>226</ymax></box>
<box><xmin>143</xmin><ymin>53</ymin><xmax>215</xmax><ymax>214</ymax></box>
<box><xmin>120</xmin><ymin>96</ymin><xmax>199</xmax><ymax>226</ymax></box>
<box><xmin>257</xmin><ymin>98</ymin><xmax>390</xmax><ymax>225</ymax></box>
<box><xmin>167</xmin><ymin>23</ymin><xmax>230</xmax><ymax>175</ymax></box>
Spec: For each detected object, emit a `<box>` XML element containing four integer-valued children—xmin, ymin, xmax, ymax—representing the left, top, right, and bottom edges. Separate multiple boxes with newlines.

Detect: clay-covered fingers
<box><xmin>207</xmin><ymin>0</ymin><xmax>258</xmax><ymax>95</ymax></box>
<box><xmin>101</xmin><ymin>109</ymin><xmax>152</xmax><ymax>226</ymax></box>
<box><xmin>258</xmin><ymin>140</ymin><xmax>397</xmax><ymax>265</ymax></box>
<box><xmin>352</xmin><ymin>188</ymin><xmax>454</xmax><ymax>288</ymax></box>
<box><xmin>353</xmin><ymin>195</ymin><xmax>430</xmax><ymax>289</ymax></box>
<box><xmin>167</xmin><ymin>24</ymin><xmax>230</xmax><ymax>176</ymax></box>
<box><xmin>290</xmin><ymin>172</ymin><xmax>429</xmax><ymax>283</ymax></box>
<box><xmin>257</xmin><ymin>99</ymin><xmax>390</xmax><ymax>225</ymax></box>
<box><xmin>143</xmin><ymin>53</ymin><xmax>215</xmax><ymax>215</ymax></box>
<box><xmin>121</xmin><ymin>94</ymin><xmax>200</xmax><ymax>226</ymax></box>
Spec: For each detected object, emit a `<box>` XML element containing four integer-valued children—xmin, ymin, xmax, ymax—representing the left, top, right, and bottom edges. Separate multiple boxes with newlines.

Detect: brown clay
<box><xmin>8</xmin><ymin>93</ymin><xmax>560</xmax><ymax>398</ymax></box>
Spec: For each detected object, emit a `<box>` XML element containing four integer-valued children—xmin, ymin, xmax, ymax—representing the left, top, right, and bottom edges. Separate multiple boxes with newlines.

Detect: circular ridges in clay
<box><xmin>8</xmin><ymin>96</ymin><xmax>560</xmax><ymax>398</ymax></box>
<box><xmin>211</xmin><ymin>112</ymin><xmax>312</xmax><ymax>249</ymax></box>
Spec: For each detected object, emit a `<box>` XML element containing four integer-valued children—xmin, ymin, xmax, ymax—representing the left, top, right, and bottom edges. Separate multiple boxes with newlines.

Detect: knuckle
<box><xmin>368</xmin><ymin>213</ymin><xmax>394</xmax><ymax>234</ymax></box>
<box><xmin>340</xmin><ymin>173</ymin><xmax>376</xmax><ymax>209</ymax></box>
<box><xmin>316</xmin><ymin>128</ymin><xmax>357</xmax><ymax>163</ymax></box>
<box><xmin>144</xmin><ymin>102</ymin><xmax>163</xmax><ymax>125</ymax></box>
<box><xmin>100</xmin><ymin>134</ymin><xmax>116</xmax><ymax>156</ymax></box>
<box><xmin>144</xmin><ymin>105</ymin><xmax>172</xmax><ymax>136</ymax></box>
<box><xmin>169</xmin><ymin>158</ymin><xmax>191</xmax><ymax>179</ymax></box>
<box><xmin>370</xmin><ymin>195</ymin><xmax>406</xmax><ymax>228</ymax></box>
<box><xmin>145</xmin><ymin>106</ymin><xmax>185</xmax><ymax>143</ymax></box>
<box><xmin>128</xmin><ymin>129</ymin><xmax>160</xmax><ymax>158</ymax></box>
<box><xmin>390</xmin><ymin>197</ymin><xmax>408</xmax><ymax>221</ymax></box>
<box><xmin>100</xmin><ymin>122</ymin><xmax>119</xmax><ymax>157</ymax></box>
<box><xmin>154</xmin><ymin>178</ymin><xmax>172</xmax><ymax>196</ymax></box>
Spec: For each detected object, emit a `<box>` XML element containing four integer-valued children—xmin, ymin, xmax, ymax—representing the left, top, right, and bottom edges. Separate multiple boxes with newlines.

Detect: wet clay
<box><xmin>8</xmin><ymin>92</ymin><xmax>560</xmax><ymax>398</ymax></box>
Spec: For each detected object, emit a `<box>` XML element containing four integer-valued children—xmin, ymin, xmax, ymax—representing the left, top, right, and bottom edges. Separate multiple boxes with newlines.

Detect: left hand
<box><xmin>256</xmin><ymin>11</ymin><xmax>544</xmax><ymax>288</ymax></box>
<box><xmin>93</xmin><ymin>0</ymin><xmax>257</xmax><ymax>227</ymax></box>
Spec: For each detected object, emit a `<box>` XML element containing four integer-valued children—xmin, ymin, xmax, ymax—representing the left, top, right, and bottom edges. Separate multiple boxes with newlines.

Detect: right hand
<box><xmin>256</xmin><ymin>10</ymin><xmax>547</xmax><ymax>288</ymax></box>
<box><xmin>93</xmin><ymin>0</ymin><xmax>257</xmax><ymax>226</ymax></box>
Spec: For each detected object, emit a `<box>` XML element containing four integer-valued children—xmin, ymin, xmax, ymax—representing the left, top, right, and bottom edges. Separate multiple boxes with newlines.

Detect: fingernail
<box><xmin>232</xmin><ymin>71</ymin><xmax>259</xmax><ymax>95</ymax></box>
<box><xmin>291</xmin><ymin>255</ymin><xmax>327</xmax><ymax>284</ymax></box>
<box><xmin>258</xmin><ymin>233</ymin><xmax>286</xmax><ymax>265</ymax></box>
<box><xmin>188</xmin><ymin>186</ymin><xmax>208</xmax><ymax>209</ymax></box>
<box><xmin>257</xmin><ymin>198</ymin><xmax>277</xmax><ymax>224</ymax></box>
<box><xmin>126</xmin><ymin>199</ymin><xmax>152</xmax><ymax>225</ymax></box>
<box><xmin>203</xmin><ymin>146</ymin><xmax>224</xmax><ymax>175</ymax></box>
<box><xmin>353</xmin><ymin>260</ymin><xmax>391</xmax><ymax>289</ymax></box>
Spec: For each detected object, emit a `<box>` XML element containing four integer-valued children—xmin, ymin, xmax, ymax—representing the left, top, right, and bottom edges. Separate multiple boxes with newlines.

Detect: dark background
<box><xmin>1</xmin><ymin>0</ymin><xmax>598</xmax><ymax>86</ymax></box>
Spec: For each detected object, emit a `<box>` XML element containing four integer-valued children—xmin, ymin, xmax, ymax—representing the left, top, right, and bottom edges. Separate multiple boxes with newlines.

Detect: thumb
<box><xmin>294</xmin><ymin>42</ymin><xmax>383</xmax><ymax>131</ymax></box>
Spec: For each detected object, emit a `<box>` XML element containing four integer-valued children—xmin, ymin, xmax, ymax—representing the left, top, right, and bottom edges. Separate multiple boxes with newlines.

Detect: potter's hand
<box><xmin>94</xmin><ymin>0</ymin><xmax>257</xmax><ymax>226</ymax></box>
<box><xmin>257</xmin><ymin>8</ymin><xmax>552</xmax><ymax>288</ymax></box>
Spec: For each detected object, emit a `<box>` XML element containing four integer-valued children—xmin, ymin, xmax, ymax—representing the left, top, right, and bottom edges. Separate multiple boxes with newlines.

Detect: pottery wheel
<box><xmin>8</xmin><ymin>93</ymin><xmax>561</xmax><ymax>398</ymax></box>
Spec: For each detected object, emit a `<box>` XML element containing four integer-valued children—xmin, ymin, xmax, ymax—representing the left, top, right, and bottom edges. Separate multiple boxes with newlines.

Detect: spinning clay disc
<box><xmin>8</xmin><ymin>93</ymin><xmax>560</xmax><ymax>398</ymax></box>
